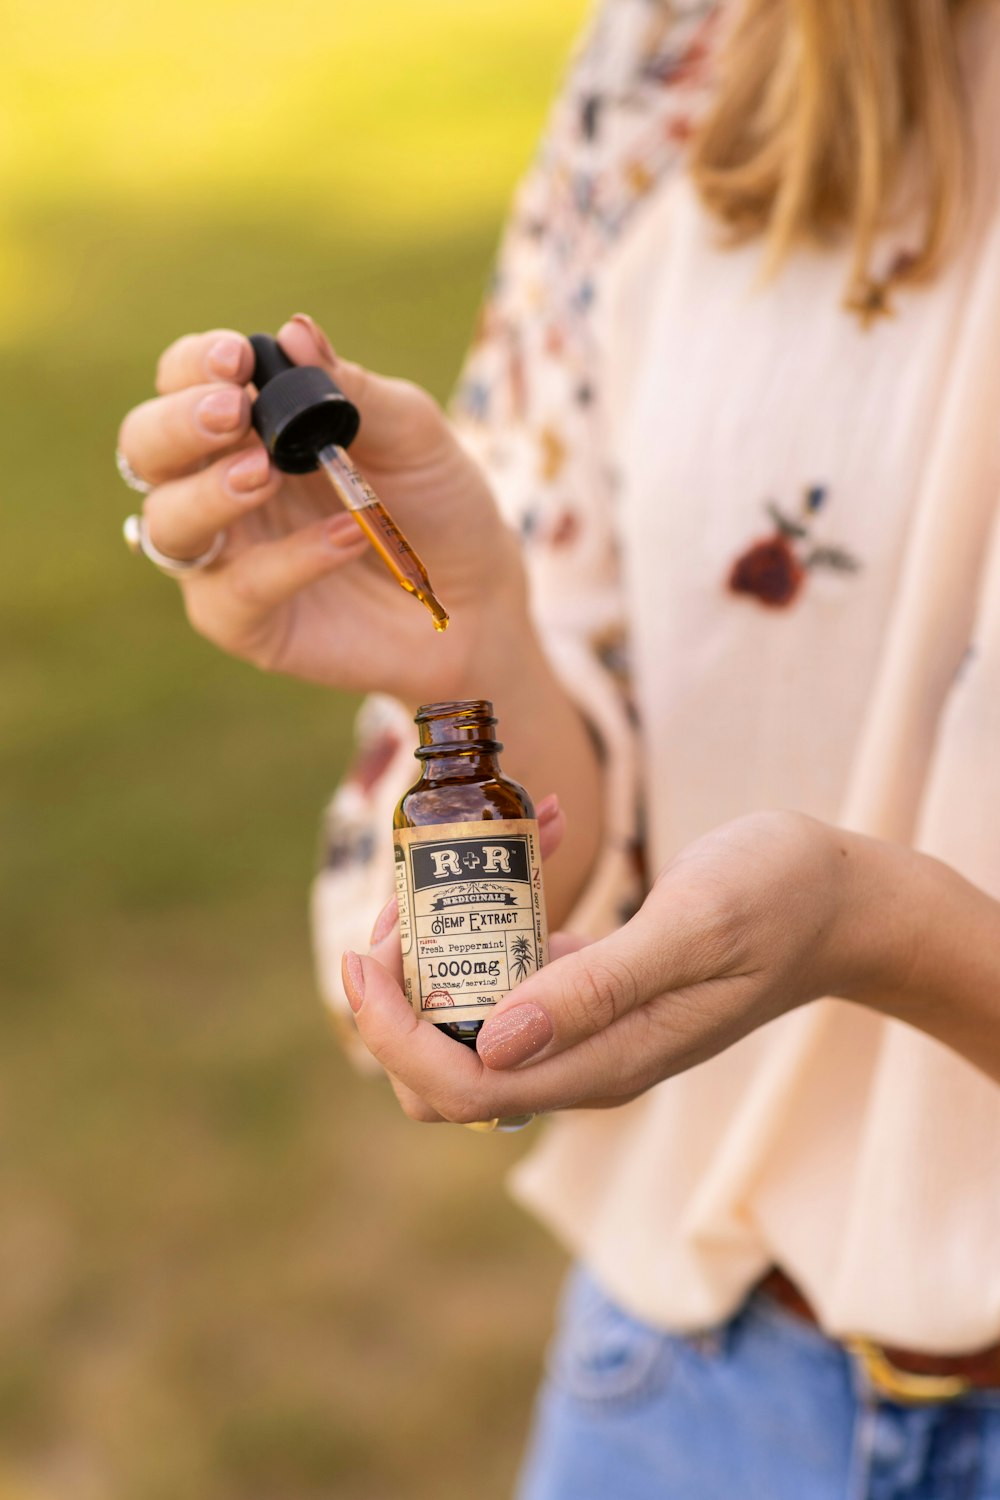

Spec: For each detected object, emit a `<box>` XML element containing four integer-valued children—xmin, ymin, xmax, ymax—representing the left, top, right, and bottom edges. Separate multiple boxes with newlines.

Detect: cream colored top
<box><xmin>313</xmin><ymin>0</ymin><xmax>1000</xmax><ymax>1351</ymax></box>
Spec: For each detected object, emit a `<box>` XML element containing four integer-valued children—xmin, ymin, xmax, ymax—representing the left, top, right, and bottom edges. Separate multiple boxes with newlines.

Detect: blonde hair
<box><xmin>690</xmin><ymin>0</ymin><xmax>976</xmax><ymax>310</ymax></box>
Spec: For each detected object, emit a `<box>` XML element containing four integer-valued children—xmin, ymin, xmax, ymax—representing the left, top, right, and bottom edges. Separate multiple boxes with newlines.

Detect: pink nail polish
<box><xmin>291</xmin><ymin>313</ymin><xmax>337</xmax><ymax>365</ymax></box>
<box><xmin>536</xmin><ymin>793</ymin><xmax>560</xmax><ymax>825</ymax></box>
<box><xmin>370</xmin><ymin>896</ymin><xmax>399</xmax><ymax>946</ymax></box>
<box><xmin>207</xmin><ymin>336</ymin><xmax>244</xmax><ymax>380</ymax></box>
<box><xmin>228</xmin><ymin>449</ymin><xmax>270</xmax><ymax>495</ymax></box>
<box><xmin>198</xmin><ymin>387</ymin><xmax>243</xmax><ymax>434</ymax></box>
<box><xmin>342</xmin><ymin>951</ymin><xmax>366</xmax><ymax>1013</ymax></box>
<box><xmin>478</xmin><ymin>1003</ymin><xmax>553</xmax><ymax>1069</ymax></box>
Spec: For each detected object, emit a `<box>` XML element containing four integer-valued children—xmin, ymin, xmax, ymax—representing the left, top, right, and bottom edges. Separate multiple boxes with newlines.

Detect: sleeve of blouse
<box><xmin>311</xmin><ymin>0</ymin><xmax>724</xmax><ymax>1059</ymax></box>
<box><xmin>910</xmin><ymin>498</ymin><xmax>1000</xmax><ymax>899</ymax></box>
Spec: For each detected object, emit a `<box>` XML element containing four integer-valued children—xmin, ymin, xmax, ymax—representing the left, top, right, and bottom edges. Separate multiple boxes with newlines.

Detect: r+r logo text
<box><xmin>429</xmin><ymin>847</ymin><xmax>512</xmax><ymax>879</ymax></box>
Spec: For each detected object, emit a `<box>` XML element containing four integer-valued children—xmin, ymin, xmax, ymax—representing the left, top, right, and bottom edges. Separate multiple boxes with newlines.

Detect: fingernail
<box><xmin>536</xmin><ymin>793</ymin><xmax>560</xmax><ymax>826</ymax></box>
<box><xmin>291</xmin><ymin>313</ymin><xmax>337</xmax><ymax>365</ymax></box>
<box><xmin>370</xmin><ymin>896</ymin><xmax>398</xmax><ymax>947</ymax></box>
<box><xmin>227</xmin><ymin>449</ymin><xmax>270</xmax><ymax>495</ymax></box>
<box><xmin>198</xmin><ymin>387</ymin><xmax>243</xmax><ymax>434</ymax></box>
<box><xmin>342</xmin><ymin>951</ymin><xmax>366</xmax><ymax>1013</ymax></box>
<box><xmin>207</xmin><ymin>336</ymin><xmax>244</xmax><ymax>380</ymax></box>
<box><xmin>478</xmin><ymin>1003</ymin><xmax>553</xmax><ymax>1069</ymax></box>
<box><xmin>327</xmin><ymin>514</ymin><xmax>365</xmax><ymax>549</ymax></box>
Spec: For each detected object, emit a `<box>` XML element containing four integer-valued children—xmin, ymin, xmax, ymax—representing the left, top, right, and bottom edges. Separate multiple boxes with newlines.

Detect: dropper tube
<box><xmin>317</xmin><ymin>444</ymin><xmax>449</xmax><ymax>632</ymax></box>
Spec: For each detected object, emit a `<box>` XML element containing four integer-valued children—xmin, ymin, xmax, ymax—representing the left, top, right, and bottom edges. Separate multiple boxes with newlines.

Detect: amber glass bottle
<box><xmin>393</xmin><ymin>701</ymin><xmax>549</xmax><ymax>1049</ymax></box>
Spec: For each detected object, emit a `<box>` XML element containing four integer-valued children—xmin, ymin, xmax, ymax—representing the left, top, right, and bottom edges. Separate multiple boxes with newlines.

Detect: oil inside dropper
<box><xmin>317</xmin><ymin>444</ymin><xmax>449</xmax><ymax>631</ymax></box>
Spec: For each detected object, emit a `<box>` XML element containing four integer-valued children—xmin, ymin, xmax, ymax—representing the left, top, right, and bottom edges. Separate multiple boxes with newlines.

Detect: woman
<box><xmin>117</xmin><ymin>0</ymin><xmax>1000</xmax><ymax>1493</ymax></box>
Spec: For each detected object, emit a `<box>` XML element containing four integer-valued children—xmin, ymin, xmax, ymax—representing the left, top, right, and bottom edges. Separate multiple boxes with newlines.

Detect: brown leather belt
<box><xmin>762</xmin><ymin>1270</ymin><xmax>1000</xmax><ymax>1404</ymax></box>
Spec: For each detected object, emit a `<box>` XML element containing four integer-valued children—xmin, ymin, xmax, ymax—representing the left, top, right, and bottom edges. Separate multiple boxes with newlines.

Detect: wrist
<box><xmin>450</xmin><ymin>541</ymin><xmax>545</xmax><ymax>705</ymax></box>
<box><xmin>801</xmin><ymin>823</ymin><xmax>1000</xmax><ymax>1080</ymax></box>
<box><xmin>395</xmin><ymin>526</ymin><xmax>536</xmax><ymax>711</ymax></box>
<box><xmin>825</xmin><ymin>828</ymin><xmax>926</xmax><ymax>1008</ymax></box>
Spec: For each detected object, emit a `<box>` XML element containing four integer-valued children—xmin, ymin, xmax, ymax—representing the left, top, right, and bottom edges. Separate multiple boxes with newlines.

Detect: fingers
<box><xmin>128</xmin><ymin>312</ymin><xmax>449</xmax><ymax>500</ymax></box>
<box><xmin>143</xmin><ymin>443</ymin><xmax>280</xmax><ymax>561</ymax></box>
<box><xmin>387</xmin><ymin>1074</ymin><xmax>447</xmax><ymax>1124</ymax></box>
<box><xmin>343</xmin><ymin>948</ymin><xmax>657</xmax><ymax>1119</ymax></box>
<box><xmin>347</xmin><ymin>873</ymin><xmax>751</xmax><ymax>1116</ymax></box>
<box><xmin>366</xmin><ymin>916</ymin><xmax>587</xmax><ymax>1124</ymax></box>
<box><xmin>193</xmin><ymin>514</ymin><xmax>369</xmax><ymax>646</ymax></box>
<box><xmin>369</xmin><ymin>900</ymin><xmax>404</xmax><ymax>975</ymax></box>
<box><xmin>343</xmin><ymin>953</ymin><xmax>489</xmax><ymax>1120</ymax></box>
<box><xmin>476</xmin><ymin>909</ymin><xmax>669</xmax><ymax>1070</ymax></box>
<box><xmin>119</xmin><ymin>383</ymin><xmax>253</xmax><ymax>488</ymax></box>
<box><xmin>155</xmin><ymin>329</ymin><xmax>255</xmax><ymax>395</ymax></box>
<box><xmin>547</xmin><ymin>932</ymin><xmax>593</xmax><ymax>962</ymax></box>
<box><xmin>366</xmin><ymin>909</ymin><xmax>453</xmax><ymax>1124</ymax></box>
<box><xmin>476</xmin><ymin>873</ymin><xmax>746</xmax><ymax>1072</ymax></box>
<box><xmin>534</xmin><ymin>793</ymin><xmax>566</xmax><ymax>861</ymax></box>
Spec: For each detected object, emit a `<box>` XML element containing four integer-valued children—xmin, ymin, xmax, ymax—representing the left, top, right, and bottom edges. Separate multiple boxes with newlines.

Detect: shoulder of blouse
<box><xmin>450</xmin><ymin>0</ymin><xmax>728</xmax><ymax>435</ymax></box>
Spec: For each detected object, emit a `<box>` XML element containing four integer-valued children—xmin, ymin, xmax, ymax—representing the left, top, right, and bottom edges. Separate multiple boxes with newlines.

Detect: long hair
<box><xmin>689</xmin><ymin>0</ymin><xmax>976</xmax><ymax>309</ymax></box>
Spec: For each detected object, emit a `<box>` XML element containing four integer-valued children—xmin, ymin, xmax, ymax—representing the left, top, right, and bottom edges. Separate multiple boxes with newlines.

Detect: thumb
<box><xmin>476</xmin><ymin>908</ymin><xmax>669</xmax><ymax>1070</ymax></box>
<box><xmin>277</xmin><ymin>314</ymin><xmax>448</xmax><ymax>470</ymax></box>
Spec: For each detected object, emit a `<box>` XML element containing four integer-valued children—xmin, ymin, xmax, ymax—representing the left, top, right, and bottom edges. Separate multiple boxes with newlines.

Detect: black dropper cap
<box><xmin>249</xmin><ymin>333</ymin><xmax>361</xmax><ymax>474</ymax></box>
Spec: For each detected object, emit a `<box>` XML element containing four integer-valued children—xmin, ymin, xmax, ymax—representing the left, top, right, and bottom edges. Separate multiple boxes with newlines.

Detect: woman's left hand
<box><xmin>342</xmin><ymin>811</ymin><xmax>896</xmax><ymax>1122</ymax></box>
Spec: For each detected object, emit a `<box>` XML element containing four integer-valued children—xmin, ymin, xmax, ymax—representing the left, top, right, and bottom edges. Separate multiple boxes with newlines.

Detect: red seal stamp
<box><xmin>424</xmin><ymin>988</ymin><xmax>455</xmax><ymax>1009</ymax></box>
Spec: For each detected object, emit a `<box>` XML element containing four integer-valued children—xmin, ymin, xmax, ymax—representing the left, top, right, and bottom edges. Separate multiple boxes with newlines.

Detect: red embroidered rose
<box><xmin>549</xmin><ymin>509</ymin><xmax>580</xmax><ymax>547</ymax></box>
<box><xmin>727</xmin><ymin>488</ymin><xmax>859</xmax><ymax>608</ymax></box>
<box><xmin>728</xmin><ymin>535</ymin><xmax>805</xmax><ymax>608</ymax></box>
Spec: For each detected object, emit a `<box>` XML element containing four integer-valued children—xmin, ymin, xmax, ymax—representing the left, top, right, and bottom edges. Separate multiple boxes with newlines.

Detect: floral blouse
<box><xmin>313</xmin><ymin>0</ymin><xmax>1000</xmax><ymax>1349</ymax></box>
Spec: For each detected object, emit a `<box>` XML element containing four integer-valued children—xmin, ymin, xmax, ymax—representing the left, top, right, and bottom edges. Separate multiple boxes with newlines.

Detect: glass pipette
<box><xmin>317</xmin><ymin>444</ymin><xmax>449</xmax><ymax>631</ymax></box>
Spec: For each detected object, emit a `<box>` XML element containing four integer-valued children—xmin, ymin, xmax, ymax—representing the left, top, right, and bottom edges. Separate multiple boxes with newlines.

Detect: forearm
<box><xmin>841</xmin><ymin>832</ymin><xmax>1000</xmax><ymax>1083</ymax></box>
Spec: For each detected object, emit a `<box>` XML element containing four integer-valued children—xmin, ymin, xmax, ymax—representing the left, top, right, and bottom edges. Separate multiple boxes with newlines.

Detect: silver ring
<box><xmin>123</xmin><ymin>514</ymin><xmax>227</xmax><ymax>576</ymax></box>
<box><xmin>116</xmin><ymin>446</ymin><xmax>154</xmax><ymax>495</ymax></box>
<box><xmin>462</xmin><ymin>1114</ymin><xmax>535</xmax><ymax>1135</ymax></box>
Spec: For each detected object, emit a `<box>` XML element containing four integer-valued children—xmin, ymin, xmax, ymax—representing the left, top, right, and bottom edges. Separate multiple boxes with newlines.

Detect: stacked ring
<box><xmin>122</xmin><ymin>513</ymin><xmax>227</xmax><ymax>577</ymax></box>
<box><xmin>116</xmin><ymin>445</ymin><xmax>154</xmax><ymax>495</ymax></box>
<box><xmin>118</xmin><ymin>446</ymin><xmax>227</xmax><ymax>576</ymax></box>
<box><xmin>463</xmin><ymin>1115</ymin><xmax>536</xmax><ymax>1134</ymax></box>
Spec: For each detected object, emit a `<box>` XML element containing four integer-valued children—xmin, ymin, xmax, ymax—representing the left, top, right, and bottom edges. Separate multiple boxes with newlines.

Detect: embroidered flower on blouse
<box><xmin>550</xmin><ymin>509</ymin><xmax>581</xmax><ymax>547</ymax></box>
<box><xmin>728</xmin><ymin>485</ymin><xmax>860</xmax><ymax>608</ymax></box>
<box><xmin>518</xmin><ymin>502</ymin><xmax>581</xmax><ymax>550</ymax></box>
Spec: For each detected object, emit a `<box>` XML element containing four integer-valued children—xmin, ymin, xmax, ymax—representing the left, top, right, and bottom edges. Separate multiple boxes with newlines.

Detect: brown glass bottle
<box><xmin>393</xmin><ymin>701</ymin><xmax>549</xmax><ymax>1049</ymax></box>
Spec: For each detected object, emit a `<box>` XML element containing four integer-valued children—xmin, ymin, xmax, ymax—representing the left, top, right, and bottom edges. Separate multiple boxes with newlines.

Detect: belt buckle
<box><xmin>848</xmin><ymin>1337</ymin><xmax>971</xmax><ymax>1406</ymax></box>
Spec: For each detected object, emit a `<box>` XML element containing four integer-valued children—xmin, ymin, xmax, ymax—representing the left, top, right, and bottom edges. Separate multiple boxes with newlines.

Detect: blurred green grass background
<box><xmin>0</xmin><ymin>3</ymin><xmax>586</xmax><ymax>1495</ymax></box>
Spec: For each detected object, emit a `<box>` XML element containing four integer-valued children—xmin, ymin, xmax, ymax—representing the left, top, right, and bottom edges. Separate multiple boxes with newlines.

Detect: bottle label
<box><xmin>393</xmin><ymin>818</ymin><xmax>549</xmax><ymax>1025</ymax></box>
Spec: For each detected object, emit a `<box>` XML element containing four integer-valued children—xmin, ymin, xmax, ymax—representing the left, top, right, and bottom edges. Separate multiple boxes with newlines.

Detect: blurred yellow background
<box><xmin>0</xmin><ymin>3</ymin><xmax>586</xmax><ymax>1496</ymax></box>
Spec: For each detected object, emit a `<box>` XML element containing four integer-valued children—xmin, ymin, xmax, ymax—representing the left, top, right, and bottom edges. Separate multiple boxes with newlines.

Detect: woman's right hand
<box><xmin>116</xmin><ymin>313</ymin><xmax>530</xmax><ymax>703</ymax></box>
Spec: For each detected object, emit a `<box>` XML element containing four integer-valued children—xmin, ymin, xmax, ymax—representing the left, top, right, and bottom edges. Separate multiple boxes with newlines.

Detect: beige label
<box><xmin>393</xmin><ymin>818</ymin><xmax>549</xmax><ymax>1025</ymax></box>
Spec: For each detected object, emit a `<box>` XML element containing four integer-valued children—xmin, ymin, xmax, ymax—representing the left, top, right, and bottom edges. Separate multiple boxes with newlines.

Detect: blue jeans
<box><xmin>516</xmin><ymin>1267</ymin><xmax>1000</xmax><ymax>1500</ymax></box>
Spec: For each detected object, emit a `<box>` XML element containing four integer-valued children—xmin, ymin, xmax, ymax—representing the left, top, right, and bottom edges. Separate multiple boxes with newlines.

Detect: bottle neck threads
<box><xmin>414</xmin><ymin>700</ymin><xmax>502</xmax><ymax>773</ymax></box>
